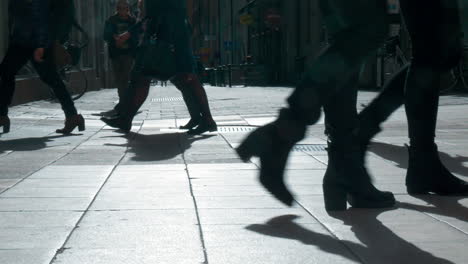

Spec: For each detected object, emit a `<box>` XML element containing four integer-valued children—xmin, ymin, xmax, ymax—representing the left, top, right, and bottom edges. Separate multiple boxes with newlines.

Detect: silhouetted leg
<box><xmin>237</xmin><ymin>0</ymin><xmax>393</xmax><ymax>208</ymax></box>
<box><xmin>32</xmin><ymin>49</ymin><xmax>78</xmax><ymax>118</ymax></box>
<box><xmin>0</xmin><ymin>45</ymin><xmax>31</xmax><ymax>116</ymax></box>
<box><xmin>171</xmin><ymin>73</ymin><xmax>202</xmax><ymax>129</ymax></box>
<box><xmin>357</xmin><ymin>64</ymin><xmax>409</xmax><ymax>145</ymax></box>
<box><xmin>400</xmin><ymin>0</ymin><xmax>468</xmax><ymax>194</ymax></box>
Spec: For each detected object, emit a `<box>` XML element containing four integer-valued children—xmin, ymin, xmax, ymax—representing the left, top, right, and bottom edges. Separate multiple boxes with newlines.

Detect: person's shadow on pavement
<box><xmin>105</xmin><ymin>132</ymin><xmax>215</xmax><ymax>162</ymax></box>
<box><xmin>0</xmin><ymin>134</ymin><xmax>79</xmax><ymax>155</ymax></box>
<box><xmin>399</xmin><ymin>195</ymin><xmax>467</xmax><ymax>223</ymax></box>
<box><xmin>368</xmin><ymin>141</ymin><xmax>468</xmax><ymax>177</ymax></box>
<box><xmin>246</xmin><ymin>211</ymin><xmax>454</xmax><ymax>264</ymax></box>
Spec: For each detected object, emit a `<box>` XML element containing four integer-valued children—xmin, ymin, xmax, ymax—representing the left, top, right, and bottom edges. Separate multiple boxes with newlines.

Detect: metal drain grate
<box><xmin>218</xmin><ymin>126</ymin><xmax>256</xmax><ymax>133</ymax></box>
<box><xmin>151</xmin><ymin>97</ymin><xmax>184</xmax><ymax>102</ymax></box>
<box><xmin>293</xmin><ymin>144</ymin><xmax>327</xmax><ymax>152</ymax></box>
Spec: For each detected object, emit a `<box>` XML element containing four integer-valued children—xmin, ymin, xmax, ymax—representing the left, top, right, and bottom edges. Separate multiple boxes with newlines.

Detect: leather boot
<box><xmin>236</xmin><ymin>109</ymin><xmax>306</xmax><ymax>206</ymax></box>
<box><xmin>56</xmin><ymin>114</ymin><xmax>85</xmax><ymax>134</ymax></box>
<box><xmin>101</xmin><ymin>114</ymin><xmax>132</xmax><ymax>132</ymax></box>
<box><xmin>406</xmin><ymin>143</ymin><xmax>468</xmax><ymax>195</ymax></box>
<box><xmin>0</xmin><ymin>116</ymin><xmax>10</xmax><ymax>133</ymax></box>
<box><xmin>187</xmin><ymin>119</ymin><xmax>218</xmax><ymax>135</ymax></box>
<box><xmin>180</xmin><ymin>118</ymin><xmax>201</xmax><ymax>130</ymax></box>
<box><xmin>323</xmin><ymin>136</ymin><xmax>395</xmax><ymax>211</ymax></box>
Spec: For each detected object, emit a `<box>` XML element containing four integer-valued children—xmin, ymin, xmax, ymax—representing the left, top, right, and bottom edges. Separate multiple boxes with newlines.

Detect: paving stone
<box><xmin>0</xmin><ymin>249</ymin><xmax>56</xmax><ymax>264</ymax></box>
<box><xmin>202</xmin><ymin>223</ymin><xmax>357</xmax><ymax>264</ymax></box>
<box><xmin>79</xmin><ymin>209</ymin><xmax>198</xmax><ymax>227</ymax></box>
<box><xmin>90</xmin><ymin>194</ymin><xmax>195</xmax><ymax>210</ymax></box>
<box><xmin>0</xmin><ymin>227</ymin><xmax>72</xmax><ymax>249</ymax></box>
<box><xmin>63</xmin><ymin>225</ymin><xmax>203</xmax><ymax>252</ymax></box>
<box><xmin>0</xmin><ymin>211</ymin><xmax>82</xmax><ymax>227</ymax></box>
<box><xmin>52</xmin><ymin>248</ymin><xmax>205</xmax><ymax>264</ymax></box>
<box><xmin>0</xmin><ymin>197</ymin><xmax>92</xmax><ymax>211</ymax></box>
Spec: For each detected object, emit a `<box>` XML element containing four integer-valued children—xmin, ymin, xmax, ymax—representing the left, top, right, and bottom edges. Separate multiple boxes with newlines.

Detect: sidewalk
<box><xmin>0</xmin><ymin>85</ymin><xmax>467</xmax><ymax>264</ymax></box>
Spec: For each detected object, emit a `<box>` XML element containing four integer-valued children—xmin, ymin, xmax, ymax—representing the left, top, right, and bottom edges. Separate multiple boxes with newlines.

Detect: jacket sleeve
<box><xmin>32</xmin><ymin>0</ymin><xmax>50</xmax><ymax>48</ymax></box>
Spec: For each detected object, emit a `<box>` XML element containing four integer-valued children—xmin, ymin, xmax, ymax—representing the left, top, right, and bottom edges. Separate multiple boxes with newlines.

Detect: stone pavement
<box><xmin>0</xmin><ymin>84</ymin><xmax>467</xmax><ymax>264</ymax></box>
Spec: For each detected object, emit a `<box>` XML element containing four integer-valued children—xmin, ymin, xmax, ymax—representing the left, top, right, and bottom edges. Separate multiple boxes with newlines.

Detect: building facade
<box><xmin>188</xmin><ymin>0</ymin><xmax>325</xmax><ymax>85</ymax></box>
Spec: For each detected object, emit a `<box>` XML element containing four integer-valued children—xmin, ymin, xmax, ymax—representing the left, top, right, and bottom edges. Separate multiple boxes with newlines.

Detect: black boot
<box><xmin>56</xmin><ymin>114</ymin><xmax>85</xmax><ymax>134</ymax></box>
<box><xmin>101</xmin><ymin>115</ymin><xmax>132</xmax><ymax>132</ymax></box>
<box><xmin>0</xmin><ymin>116</ymin><xmax>10</xmax><ymax>133</ymax></box>
<box><xmin>236</xmin><ymin>109</ymin><xmax>306</xmax><ymax>206</ymax></box>
<box><xmin>187</xmin><ymin>118</ymin><xmax>217</xmax><ymax>135</ymax></box>
<box><xmin>323</xmin><ymin>139</ymin><xmax>395</xmax><ymax>211</ymax></box>
<box><xmin>406</xmin><ymin>144</ymin><xmax>468</xmax><ymax>195</ymax></box>
<box><xmin>180</xmin><ymin>118</ymin><xmax>201</xmax><ymax>130</ymax></box>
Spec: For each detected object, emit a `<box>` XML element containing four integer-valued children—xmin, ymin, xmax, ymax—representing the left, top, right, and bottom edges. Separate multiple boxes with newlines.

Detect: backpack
<box><xmin>49</xmin><ymin>0</ymin><xmax>88</xmax><ymax>67</ymax></box>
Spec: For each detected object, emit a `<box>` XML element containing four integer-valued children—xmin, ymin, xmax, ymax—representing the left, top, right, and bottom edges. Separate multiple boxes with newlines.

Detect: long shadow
<box><xmin>399</xmin><ymin>195</ymin><xmax>468</xmax><ymax>223</ymax></box>
<box><xmin>247</xmin><ymin>212</ymin><xmax>454</xmax><ymax>264</ymax></box>
<box><xmin>0</xmin><ymin>135</ymin><xmax>79</xmax><ymax>155</ymax></box>
<box><xmin>369</xmin><ymin>141</ymin><xmax>468</xmax><ymax>177</ymax></box>
<box><xmin>105</xmin><ymin>132</ymin><xmax>215</xmax><ymax>162</ymax></box>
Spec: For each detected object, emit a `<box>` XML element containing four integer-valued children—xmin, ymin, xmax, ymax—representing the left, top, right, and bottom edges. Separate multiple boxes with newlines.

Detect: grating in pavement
<box><xmin>151</xmin><ymin>97</ymin><xmax>184</xmax><ymax>102</ymax></box>
<box><xmin>218</xmin><ymin>126</ymin><xmax>256</xmax><ymax>133</ymax></box>
<box><xmin>293</xmin><ymin>144</ymin><xmax>327</xmax><ymax>152</ymax></box>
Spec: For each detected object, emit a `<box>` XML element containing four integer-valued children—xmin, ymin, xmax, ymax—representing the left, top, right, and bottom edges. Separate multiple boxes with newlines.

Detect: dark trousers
<box><xmin>286</xmin><ymin>0</ymin><xmax>389</xmax><ymax>139</ymax></box>
<box><xmin>0</xmin><ymin>44</ymin><xmax>77</xmax><ymax>117</ymax></box>
<box><xmin>111</xmin><ymin>55</ymin><xmax>134</xmax><ymax>102</ymax></box>
<box><xmin>118</xmin><ymin>70</ymin><xmax>202</xmax><ymax>122</ymax></box>
<box><xmin>359</xmin><ymin>0</ymin><xmax>461</xmax><ymax>146</ymax></box>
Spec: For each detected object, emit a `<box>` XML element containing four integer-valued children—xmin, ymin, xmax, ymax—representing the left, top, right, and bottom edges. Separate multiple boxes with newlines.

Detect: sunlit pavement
<box><xmin>0</xmin><ymin>84</ymin><xmax>467</xmax><ymax>264</ymax></box>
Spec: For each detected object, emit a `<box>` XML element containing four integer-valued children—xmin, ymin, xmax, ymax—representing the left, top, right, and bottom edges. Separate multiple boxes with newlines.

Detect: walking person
<box><xmin>100</xmin><ymin>0</ymin><xmax>137</xmax><ymax>118</ymax></box>
<box><xmin>0</xmin><ymin>0</ymin><xmax>84</xmax><ymax>134</ymax></box>
<box><xmin>357</xmin><ymin>0</ymin><xmax>468</xmax><ymax>195</ymax></box>
<box><xmin>236</xmin><ymin>0</ymin><xmax>395</xmax><ymax>211</ymax></box>
<box><xmin>101</xmin><ymin>0</ymin><xmax>217</xmax><ymax>135</ymax></box>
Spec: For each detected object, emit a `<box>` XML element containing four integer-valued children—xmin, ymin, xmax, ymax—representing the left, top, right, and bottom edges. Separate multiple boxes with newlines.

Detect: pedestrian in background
<box><xmin>101</xmin><ymin>0</ymin><xmax>137</xmax><ymax>117</ymax></box>
<box><xmin>0</xmin><ymin>0</ymin><xmax>84</xmax><ymax>134</ymax></box>
<box><xmin>101</xmin><ymin>0</ymin><xmax>217</xmax><ymax>135</ymax></box>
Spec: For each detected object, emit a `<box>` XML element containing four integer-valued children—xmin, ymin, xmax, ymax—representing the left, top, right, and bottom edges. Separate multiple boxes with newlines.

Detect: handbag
<box><xmin>135</xmin><ymin>18</ymin><xmax>177</xmax><ymax>81</ymax></box>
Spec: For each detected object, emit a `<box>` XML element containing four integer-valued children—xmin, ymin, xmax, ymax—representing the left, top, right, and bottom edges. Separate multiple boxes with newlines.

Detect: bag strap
<box><xmin>71</xmin><ymin>19</ymin><xmax>89</xmax><ymax>49</ymax></box>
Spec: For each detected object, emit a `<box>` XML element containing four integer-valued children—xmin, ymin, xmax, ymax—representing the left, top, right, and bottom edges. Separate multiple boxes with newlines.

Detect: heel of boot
<box><xmin>323</xmin><ymin>184</ymin><xmax>347</xmax><ymax>211</ymax></box>
<box><xmin>78</xmin><ymin>122</ymin><xmax>85</xmax><ymax>132</ymax></box>
<box><xmin>236</xmin><ymin>141</ymin><xmax>254</xmax><ymax>162</ymax></box>
<box><xmin>2</xmin><ymin>123</ymin><xmax>10</xmax><ymax>133</ymax></box>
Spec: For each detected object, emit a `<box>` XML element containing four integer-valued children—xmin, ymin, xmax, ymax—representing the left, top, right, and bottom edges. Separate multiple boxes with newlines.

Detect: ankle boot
<box><xmin>0</xmin><ymin>116</ymin><xmax>10</xmax><ymax>133</ymax></box>
<box><xmin>406</xmin><ymin>144</ymin><xmax>468</xmax><ymax>195</ymax></box>
<box><xmin>101</xmin><ymin>114</ymin><xmax>132</xmax><ymax>132</ymax></box>
<box><xmin>236</xmin><ymin>109</ymin><xmax>306</xmax><ymax>206</ymax></box>
<box><xmin>180</xmin><ymin>118</ymin><xmax>201</xmax><ymax>130</ymax></box>
<box><xmin>187</xmin><ymin>119</ymin><xmax>217</xmax><ymax>135</ymax></box>
<box><xmin>56</xmin><ymin>114</ymin><xmax>85</xmax><ymax>134</ymax></box>
<box><xmin>323</xmin><ymin>140</ymin><xmax>395</xmax><ymax>211</ymax></box>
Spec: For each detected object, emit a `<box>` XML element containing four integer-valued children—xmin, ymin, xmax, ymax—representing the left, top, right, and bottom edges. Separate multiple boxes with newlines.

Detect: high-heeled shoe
<box><xmin>56</xmin><ymin>114</ymin><xmax>85</xmax><ymax>134</ymax></box>
<box><xmin>0</xmin><ymin>116</ymin><xmax>10</xmax><ymax>133</ymax></box>
<box><xmin>100</xmin><ymin>115</ymin><xmax>132</xmax><ymax>132</ymax></box>
<box><xmin>236</xmin><ymin>109</ymin><xmax>307</xmax><ymax>206</ymax></box>
<box><xmin>180</xmin><ymin>118</ymin><xmax>200</xmax><ymax>130</ymax></box>
<box><xmin>323</xmin><ymin>141</ymin><xmax>395</xmax><ymax>211</ymax></box>
<box><xmin>406</xmin><ymin>144</ymin><xmax>468</xmax><ymax>195</ymax></box>
<box><xmin>187</xmin><ymin>119</ymin><xmax>217</xmax><ymax>135</ymax></box>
